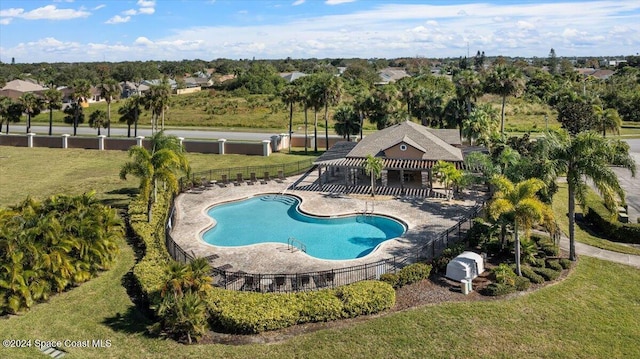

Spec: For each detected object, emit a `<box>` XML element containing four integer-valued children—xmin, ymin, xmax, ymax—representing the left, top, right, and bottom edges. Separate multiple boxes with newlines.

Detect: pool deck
<box><xmin>170</xmin><ymin>175</ymin><xmax>486</xmax><ymax>274</ymax></box>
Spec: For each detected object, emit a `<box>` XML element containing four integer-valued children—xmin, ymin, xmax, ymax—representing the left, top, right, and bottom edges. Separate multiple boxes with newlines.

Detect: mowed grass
<box><xmin>551</xmin><ymin>182</ymin><xmax>640</xmax><ymax>256</ymax></box>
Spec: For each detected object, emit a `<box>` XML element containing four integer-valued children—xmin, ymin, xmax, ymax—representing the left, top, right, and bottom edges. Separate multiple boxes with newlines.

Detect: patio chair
<box><xmin>247</xmin><ymin>172</ymin><xmax>257</xmax><ymax>185</ymax></box>
<box><xmin>234</xmin><ymin>173</ymin><xmax>243</xmax><ymax>186</ymax></box>
<box><xmin>260</xmin><ymin>171</ymin><xmax>271</xmax><ymax>184</ymax></box>
<box><xmin>242</xmin><ymin>275</ymin><xmax>257</xmax><ymax>291</ymax></box>
<box><xmin>275</xmin><ymin>170</ymin><xmax>285</xmax><ymax>183</ymax></box>
<box><xmin>218</xmin><ymin>174</ymin><xmax>229</xmax><ymax>187</ymax></box>
<box><xmin>272</xmin><ymin>276</ymin><xmax>287</xmax><ymax>292</ymax></box>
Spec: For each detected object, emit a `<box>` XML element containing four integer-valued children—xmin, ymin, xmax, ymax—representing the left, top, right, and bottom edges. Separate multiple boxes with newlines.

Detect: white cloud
<box><xmin>326</xmin><ymin>0</ymin><xmax>356</xmax><ymax>5</ymax></box>
<box><xmin>517</xmin><ymin>20</ymin><xmax>535</xmax><ymax>30</ymax></box>
<box><xmin>105</xmin><ymin>15</ymin><xmax>130</xmax><ymax>24</ymax></box>
<box><xmin>0</xmin><ymin>8</ymin><xmax>25</xmax><ymax>17</ymax></box>
<box><xmin>0</xmin><ymin>18</ymin><xmax>12</xmax><ymax>25</ymax></box>
<box><xmin>123</xmin><ymin>9</ymin><xmax>138</xmax><ymax>16</ymax></box>
<box><xmin>426</xmin><ymin>20</ymin><xmax>438</xmax><ymax>26</ymax></box>
<box><xmin>292</xmin><ymin>0</ymin><xmax>305</xmax><ymax>6</ymax></box>
<box><xmin>93</xmin><ymin>5</ymin><xmax>106</xmax><ymax>11</ymax></box>
<box><xmin>134</xmin><ymin>37</ymin><xmax>154</xmax><ymax>46</ymax></box>
<box><xmin>20</xmin><ymin>5</ymin><xmax>90</xmax><ymax>20</ymax></box>
<box><xmin>137</xmin><ymin>0</ymin><xmax>156</xmax><ymax>7</ymax></box>
<box><xmin>138</xmin><ymin>7</ymin><xmax>155</xmax><ymax>15</ymax></box>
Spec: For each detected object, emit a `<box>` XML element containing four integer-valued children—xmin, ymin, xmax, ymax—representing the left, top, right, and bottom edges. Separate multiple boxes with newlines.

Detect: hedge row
<box><xmin>379</xmin><ymin>263</ymin><xmax>432</xmax><ymax>288</ymax></box>
<box><xmin>129</xmin><ymin>192</ymin><xmax>396</xmax><ymax>335</ymax></box>
<box><xmin>584</xmin><ymin>197</ymin><xmax>640</xmax><ymax>244</ymax></box>
<box><xmin>206</xmin><ymin>280</ymin><xmax>395</xmax><ymax>334</ymax></box>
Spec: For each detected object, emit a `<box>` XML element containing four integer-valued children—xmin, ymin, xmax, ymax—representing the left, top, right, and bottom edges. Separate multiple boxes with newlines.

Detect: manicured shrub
<box><xmin>539</xmin><ymin>241</ymin><xmax>560</xmax><ymax>257</ymax></box>
<box><xmin>584</xmin><ymin>197</ymin><xmax>640</xmax><ymax>244</ymax></box>
<box><xmin>433</xmin><ymin>243</ymin><xmax>465</xmax><ymax>273</ymax></box>
<box><xmin>515</xmin><ymin>276</ymin><xmax>532</xmax><ymax>291</ymax></box>
<box><xmin>546</xmin><ymin>259</ymin><xmax>563</xmax><ymax>271</ymax></box>
<box><xmin>337</xmin><ymin>281</ymin><xmax>395</xmax><ymax>317</ymax></box>
<box><xmin>397</xmin><ymin>263</ymin><xmax>432</xmax><ymax>287</ymax></box>
<box><xmin>529</xmin><ymin>257</ymin><xmax>546</xmax><ymax>268</ymax></box>
<box><xmin>482</xmin><ymin>283</ymin><xmax>516</xmax><ymax>296</ymax></box>
<box><xmin>559</xmin><ymin>258</ymin><xmax>573</xmax><ymax>270</ymax></box>
<box><xmin>466</xmin><ymin>217</ymin><xmax>492</xmax><ymax>247</ymax></box>
<box><xmin>533</xmin><ymin>267</ymin><xmax>561</xmax><ymax>281</ymax></box>
<box><xmin>493</xmin><ymin>263</ymin><xmax>516</xmax><ymax>286</ymax></box>
<box><xmin>379</xmin><ymin>273</ymin><xmax>399</xmax><ymax>288</ymax></box>
<box><xmin>482</xmin><ymin>239</ymin><xmax>503</xmax><ymax>257</ymax></box>
<box><xmin>521</xmin><ymin>266</ymin><xmax>545</xmax><ymax>284</ymax></box>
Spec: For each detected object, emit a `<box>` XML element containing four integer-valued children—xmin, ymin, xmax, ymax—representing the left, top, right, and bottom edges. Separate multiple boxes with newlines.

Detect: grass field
<box><xmin>1</xmin><ymin>146</ymin><xmax>640</xmax><ymax>358</ymax></box>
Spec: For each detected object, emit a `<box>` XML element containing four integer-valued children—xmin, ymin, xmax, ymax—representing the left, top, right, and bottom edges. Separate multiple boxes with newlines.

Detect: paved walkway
<box><xmin>558</xmin><ymin>235</ymin><xmax>640</xmax><ymax>268</ymax></box>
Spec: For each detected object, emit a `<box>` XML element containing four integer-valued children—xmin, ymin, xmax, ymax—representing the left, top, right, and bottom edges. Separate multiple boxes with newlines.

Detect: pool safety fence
<box><xmin>178</xmin><ymin>159</ymin><xmax>315</xmax><ymax>192</ymax></box>
<box><xmin>164</xmin><ymin>183</ymin><xmax>486</xmax><ymax>293</ymax></box>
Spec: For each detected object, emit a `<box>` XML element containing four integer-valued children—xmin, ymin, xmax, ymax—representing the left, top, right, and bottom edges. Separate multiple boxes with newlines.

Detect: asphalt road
<box><xmin>615</xmin><ymin>138</ymin><xmax>639</xmax><ymax>223</ymax></box>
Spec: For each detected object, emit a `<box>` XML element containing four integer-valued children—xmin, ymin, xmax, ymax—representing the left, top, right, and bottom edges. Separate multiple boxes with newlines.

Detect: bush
<box><xmin>397</xmin><ymin>263</ymin><xmax>432</xmax><ymax>287</ymax></box>
<box><xmin>559</xmin><ymin>258</ymin><xmax>573</xmax><ymax>270</ymax></box>
<box><xmin>337</xmin><ymin>281</ymin><xmax>396</xmax><ymax>317</ymax></box>
<box><xmin>539</xmin><ymin>241</ymin><xmax>560</xmax><ymax>257</ymax></box>
<box><xmin>546</xmin><ymin>259</ymin><xmax>563</xmax><ymax>271</ymax></box>
<box><xmin>482</xmin><ymin>283</ymin><xmax>516</xmax><ymax>296</ymax></box>
<box><xmin>434</xmin><ymin>243</ymin><xmax>466</xmax><ymax>273</ymax></box>
<box><xmin>482</xmin><ymin>239</ymin><xmax>503</xmax><ymax>256</ymax></box>
<box><xmin>515</xmin><ymin>276</ymin><xmax>532</xmax><ymax>291</ymax></box>
<box><xmin>521</xmin><ymin>266</ymin><xmax>545</xmax><ymax>284</ymax></box>
<box><xmin>466</xmin><ymin>217</ymin><xmax>492</xmax><ymax>247</ymax></box>
<box><xmin>379</xmin><ymin>273</ymin><xmax>399</xmax><ymax>288</ymax></box>
<box><xmin>584</xmin><ymin>197</ymin><xmax>640</xmax><ymax>244</ymax></box>
<box><xmin>533</xmin><ymin>267</ymin><xmax>561</xmax><ymax>281</ymax></box>
<box><xmin>493</xmin><ymin>263</ymin><xmax>516</xmax><ymax>286</ymax></box>
<box><xmin>529</xmin><ymin>257</ymin><xmax>546</xmax><ymax>268</ymax></box>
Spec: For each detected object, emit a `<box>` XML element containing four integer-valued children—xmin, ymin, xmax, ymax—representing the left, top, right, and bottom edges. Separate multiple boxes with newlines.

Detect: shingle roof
<box><xmin>346</xmin><ymin>121</ymin><xmax>463</xmax><ymax>162</ymax></box>
<box><xmin>1</xmin><ymin>79</ymin><xmax>46</xmax><ymax>92</ymax></box>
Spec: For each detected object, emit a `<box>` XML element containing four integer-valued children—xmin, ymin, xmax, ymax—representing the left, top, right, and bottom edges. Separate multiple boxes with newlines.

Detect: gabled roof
<box><xmin>346</xmin><ymin>121</ymin><xmax>463</xmax><ymax>162</ymax></box>
<box><xmin>376</xmin><ymin>67</ymin><xmax>410</xmax><ymax>84</ymax></box>
<box><xmin>280</xmin><ymin>72</ymin><xmax>307</xmax><ymax>83</ymax></box>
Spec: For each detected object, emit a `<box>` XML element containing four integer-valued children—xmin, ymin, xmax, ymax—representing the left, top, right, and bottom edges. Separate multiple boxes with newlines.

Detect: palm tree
<box><xmin>71</xmin><ymin>79</ymin><xmax>92</xmax><ymax>136</ymax></box>
<box><xmin>99</xmin><ymin>78</ymin><xmax>121</xmax><ymax>137</ymax></box>
<box><xmin>593</xmin><ymin>105</ymin><xmax>622</xmax><ymax>138</ymax></box>
<box><xmin>0</xmin><ymin>96</ymin><xmax>12</xmax><ymax>133</ymax></box>
<box><xmin>364</xmin><ymin>154</ymin><xmax>384</xmax><ymax>197</ymax></box>
<box><xmin>333</xmin><ymin>105</ymin><xmax>360</xmax><ymax>141</ymax></box>
<box><xmin>279</xmin><ymin>84</ymin><xmax>299</xmax><ymax>152</ymax></box>
<box><xmin>546</xmin><ymin>130</ymin><xmax>636</xmax><ymax>261</ymax></box>
<box><xmin>462</xmin><ymin>104</ymin><xmax>499</xmax><ymax>146</ymax></box>
<box><xmin>89</xmin><ymin>109</ymin><xmax>109</xmax><ymax>135</ymax></box>
<box><xmin>488</xmin><ymin>175</ymin><xmax>555</xmax><ymax>276</ymax></box>
<box><xmin>19</xmin><ymin>93</ymin><xmax>42</xmax><ymax>134</ymax></box>
<box><xmin>118</xmin><ymin>95</ymin><xmax>141</xmax><ymax>137</ymax></box>
<box><xmin>120</xmin><ymin>131</ymin><xmax>190</xmax><ymax>222</ymax></box>
<box><xmin>322</xmin><ymin>75</ymin><xmax>342</xmax><ymax>150</ymax></box>
<box><xmin>431</xmin><ymin>160</ymin><xmax>464</xmax><ymax>200</ymax></box>
<box><xmin>454</xmin><ymin>69</ymin><xmax>482</xmax><ymax>116</ymax></box>
<box><xmin>145</xmin><ymin>78</ymin><xmax>171</xmax><ymax>133</ymax></box>
<box><xmin>2</xmin><ymin>101</ymin><xmax>24</xmax><ymax>134</ymax></box>
<box><xmin>485</xmin><ymin>64</ymin><xmax>525</xmax><ymax>135</ymax></box>
<box><xmin>41</xmin><ymin>88</ymin><xmax>63</xmax><ymax>136</ymax></box>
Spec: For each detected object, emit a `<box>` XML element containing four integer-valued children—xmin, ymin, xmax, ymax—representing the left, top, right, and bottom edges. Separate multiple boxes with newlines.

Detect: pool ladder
<box><xmin>287</xmin><ymin>237</ymin><xmax>307</xmax><ymax>253</ymax></box>
<box><xmin>362</xmin><ymin>201</ymin><xmax>374</xmax><ymax>217</ymax></box>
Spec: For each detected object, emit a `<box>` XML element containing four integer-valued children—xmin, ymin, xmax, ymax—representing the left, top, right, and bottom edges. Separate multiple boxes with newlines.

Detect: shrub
<box><xmin>529</xmin><ymin>258</ymin><xmax>546</xmax><ymax>268</ymax></box>
<box><xmin>482</xmin><ymin>239</ymin><xmax>503</xmax><ymax>256</ymax></box>
<box><xmin>336</xmin><ymin>281</ymin><xmax>395</xmax><ymax>317</ymax></box>
<box><xmin>584</xmin><ymin>196</ymin><xmax>640</xmax><ymax>243</ymax></box>
<box><xmin>515</xmin><ymin>276</ymin><xmax>532</xmax><ymax>291</ymax></box>
<box><xmin>379</xmin><ymin>273</ymin><xmax>399</xmax><ymax>288</ymax></box>
<box><xmin>546</xmin><ymin>259</ymin><xmax>563</xmax><ymax>271</ymax></box>
<box><xmin>493</xmin><ymin>263</ymin><xmax>516</xmax><ymax>286</ymax></box>
<box><xmin>559</xmin><ymin>258</ymin><xmax>573</xmax><ymax>270</ymax></box>
<box><xmin>521</xmin><ymin>266</ymin><xmax>545</xmax><ymax>284</ymax></box>
<box><xmin>466</xmin><ymin>217</ymin><xmax>492</xmax><ymax>247</ymax></box>
<box><xmin>539</xmin><ymin>241</ymin><xmax>560</xmax><ymax>257</ymax></box>
<box><xmin>397</xmin><ymin>263</ymin><xmax>432</xmax><ymax>287</ymax></box>
<box><xmin>482</xmin><ymin>283</ymin><xmax>516</xmax><ymax>296</ymax></box>
<box><xmin>533</xmin><ymin>267</ymin><xmax>561</xmax><ymax>281</ymax></box>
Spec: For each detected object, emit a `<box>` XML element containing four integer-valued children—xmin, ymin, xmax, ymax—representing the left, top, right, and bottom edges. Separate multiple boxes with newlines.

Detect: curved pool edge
<box><xmin>197</xmin><ymin>192</ymin><xmax>409</xmax><ymax>262</ymax></box>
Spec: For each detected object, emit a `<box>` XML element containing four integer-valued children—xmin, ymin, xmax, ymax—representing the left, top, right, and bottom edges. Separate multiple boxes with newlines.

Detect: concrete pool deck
<box><xmin>170</xmin><ymin>175</ymin><xmax>487</xmax><ymax>274</ymax></box>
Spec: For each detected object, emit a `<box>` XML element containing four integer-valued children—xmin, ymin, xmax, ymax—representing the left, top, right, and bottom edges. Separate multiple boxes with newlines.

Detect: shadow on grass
<box><xmin>102</xmin><ymin>271</ymin><xmax>156</xmax><ymax>337</ymax></box>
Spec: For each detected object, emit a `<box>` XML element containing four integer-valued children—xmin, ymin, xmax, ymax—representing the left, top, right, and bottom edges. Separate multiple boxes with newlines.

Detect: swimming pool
<box><xmin>202</xmin><ymin>194</ymin><xmax>406</xmax><ymax>260</ymax></box>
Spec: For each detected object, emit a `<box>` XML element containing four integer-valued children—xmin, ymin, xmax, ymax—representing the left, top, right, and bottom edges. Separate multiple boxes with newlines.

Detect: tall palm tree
<box><xmin>42</xmin><ymin>88</ymin><xmax>63</xmax><ymax>136</ymax></box>
<box><xmin>333</xmin><ymin>105</ymin><xmax>360</xmax><ymax>141</ymax></box>
<box><xmin>488</xmin><ymin>175</ymin><xmax>555</xmax><ymax>276</ymax></box>
<box><xmin>99</xmin><ymin>78</ymin><xmax>121</xmax><ymax>137</ymax></box>
<box><xmin>592</xmin><ymin>105</ymin><xmax>622</xmax><ymax>138</ymax></box>
<box><xmin>120</xmin><ymin>131</ymin><xmax>190</xmax><ymax>222</ymax></box>
<box><xmin>462</xmin><ymin>104</ymin><xmax>498</xmax><ymax>146</ymax></box>
<box><xmin>71</xmin><ymin>79</ymin><xmax>92</xmax><ymax>136</ymax></box>
<box><xmin>89</xmin><ymin>109</ymin><xmax>108</xmax><ymax>136</ymax></box>
<box><xmin>364</xmin><ymin>154</ymin><xmax>384</xmax><ymax>197</ymax></box>
<box><xmin>322</xmin><ymin>75</ymin><xmax>342</xmax><ymax>151</ymax></box>
<box><xmin>118</xmin><ymin>95</ymin><xmax>141</xmax><ymax>137</ymax></box>
<box><xmin>0</xmin><ymin>96</ymin><xmax>12</xmax><ymax>133</ymax></box>
<box><xmin>19</xmin><ymin>93</ymin><xmax>42</xmax><ymax>134</ymax></box>
<box><xmin>145</xmin><ymin>78</ymin><xmax>171</xmax><ymax>133</ymax></box>
<box><xmin>485</xmin><ymin>64</ymin><xmax>525</xmax><ymax>135</ymax></box>
<box><xmin>546</xmin><ymin>130</ymin><xmax>636</xmax><ymax>261</ymax></box>
<box><xmin>454</xmin><ymin>69</ymin><xmax>482</xmax><ymax>116</ymax></box>
<box><xmin>279</xmin><ymin>83</ymin><xmax>299</xmax><ymax>152</ymax></box>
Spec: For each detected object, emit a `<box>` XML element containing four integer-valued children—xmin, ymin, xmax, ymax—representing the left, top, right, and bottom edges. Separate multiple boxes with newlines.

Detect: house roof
<box><xmin>1</xmin><ymin>79</ymin><xmax>46</xmax><ymax>93</ymax></box>
<box><xmin>280</xmin><ymin>72</ymin><xmax>307</xmax><ymax>83</ymax></box>
<box><xmin>346</xmin><ymin>121</ymin><xmax>463</xmax><ymax>162</ymax></box>
<box><xmin>376</xmin><ymin>67</ymin><xmax>410</xmax><ymax>84</ymax></box>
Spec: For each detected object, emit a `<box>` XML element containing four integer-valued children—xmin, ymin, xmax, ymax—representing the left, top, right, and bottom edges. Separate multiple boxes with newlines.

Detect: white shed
<box><xmin>445</xmin><ymin>251</ymin><xmax>485</xmax><ymax>282</ymax></box>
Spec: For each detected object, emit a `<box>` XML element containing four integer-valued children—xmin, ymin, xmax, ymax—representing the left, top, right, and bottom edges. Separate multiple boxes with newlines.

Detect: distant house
<box><xmin>279</xmin><ymin>71</ymin><xmax>307</xmax><ymax>83</ymax></box>
<box><xmin>183</xmin><ymin>77</ymin><xmax>213</xmax><ymax>88</ymax></box>
<box><xmin>119</xmin><ymin>81</ymin><xmax>150</xmax><ymax>98</ymax></box>
<box><xmin>376</xmin><ymin>67</ymin><xmax>410</xmax><ymax>85</ymax></box>
<box><xmin>0</xmin><ymin>79</ymin><xmax>46</xmax><ymax>99</ymax></box>
<box><xmin>576</xmin><ymin>68</ymin><xmax>615</xmax><ymax>80</ymax></box>
<box><xmin>314</xmin><ymin>121</ymin><xmax>463</xmax><ymax>193</ymax></box>
<box><xmin>143</xmin><ymin>79</ymin><xmax>178</xmax><ymax>90</ymax></box>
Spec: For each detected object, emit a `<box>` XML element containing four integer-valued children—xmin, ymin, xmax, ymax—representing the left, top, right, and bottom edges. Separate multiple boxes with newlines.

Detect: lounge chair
<box><xmin>275</xmin><ymin>170</ymin><xmax>285</xmax><ymax>183</ymax></box>
<box><xmin>272</xmin><ymin>276</ymin><xmax>287</xmax><ymax>292</ymax></box>
<box><xmin>247</xmin><ymin>172</ymin><xmax>257</xmax><ymax>185</ymax></box>
<box><xmin>234</xmin><ymin>173</ymin><xmax>243</xmax><ymax>186</ymax></box>
<box><xmin>242</xmin><ymin>275</ymin><xmax>257</xmax><ymax>291</ymax></box>
<box><xmin>218</xmin><ymin>174</ymin><xmax>229</xmax><ymax>187</ymax></box>
<box><xmin>260</xmin><ymin>171</ymin><xmax>271</xmax><ymax>184</ymax></box>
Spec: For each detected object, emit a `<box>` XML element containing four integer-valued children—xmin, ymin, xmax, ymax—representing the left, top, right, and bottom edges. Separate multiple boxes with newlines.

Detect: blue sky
<box><xmin>1</xmin><ymin>0</ymin><xmax>639</xmax><ymax>63</ymax></box>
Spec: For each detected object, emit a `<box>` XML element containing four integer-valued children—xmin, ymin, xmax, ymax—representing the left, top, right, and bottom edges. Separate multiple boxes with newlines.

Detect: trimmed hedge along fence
<box><xmin>584</xmin><ymin>196</ymin><xmax>640</xmax><ymax>244</ymax></box>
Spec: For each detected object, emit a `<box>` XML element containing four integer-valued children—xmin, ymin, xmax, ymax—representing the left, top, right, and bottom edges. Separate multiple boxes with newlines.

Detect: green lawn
<box><xmin>2</xmin><ymin>147</ymin><xmax>640</xmax><ymax>358</ymax></box>
<box><xmin>551</xmin><ymin>182</ymin><xmax>640</xmax><ymax>256</ymax></box>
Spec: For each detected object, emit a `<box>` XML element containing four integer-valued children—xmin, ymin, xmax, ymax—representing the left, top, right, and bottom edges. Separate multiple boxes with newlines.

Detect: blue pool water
<box><xmin>202</xmin><ymin>195</ymin><xmax>406</xmax><ymax>260</ymax></box>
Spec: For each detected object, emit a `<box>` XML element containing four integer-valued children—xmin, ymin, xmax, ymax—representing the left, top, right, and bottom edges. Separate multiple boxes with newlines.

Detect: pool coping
<box><xmin>170</xmin><ymin>174</ymin><xmax>486</xmax><ymax>274</ymax></box>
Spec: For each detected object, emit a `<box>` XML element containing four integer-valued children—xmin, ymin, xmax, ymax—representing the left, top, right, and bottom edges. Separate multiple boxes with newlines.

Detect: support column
<box><xmin>135</xmin><ymin>135</ymin><xmax>145</xmax><ymax>147</ymax></box>
<box><xmin>280</xmin><ymin>133</ymin><xmax>289</xmax><ymax>151</ymax></box>
<box><xmin>318</xmin><ymin>166</ymin><xmax>323</xmax><ymax>191</ymax></box>
<box><xmin>421</xmin><ymin>170</ymin><xmax>429</xmax><ymax>188</ymax></box>
<box><xmin>381</xmin><ymin>170</ymin><xmax>388</xmax><ymax>187</ymax></box>
<box><xmin>218</xmin><ymin>138</ymin><xmax>226</xmax><ymax>155</ymax></box>
<box><xmin>27</xmin><ymin>133</ymin><xmax>35</xmax><ymax>148</ymax></box>
<box><xmin>61</xmin><ymin>134</ymin><xmax>70</xmax><ymax>149</ymax></box>
<box><xmin>98</xmin><ymin>135</ymin><xmax>106</xmax><ymax>150</ymax></box>
<box><xmin>262</xmin><ymin>139</ymin><xmax>271</xmax><ymax>156</ymax></box>
<box><xmin>400</xmin><ymin>169</ymin><xmax>405</xmax><ymax>194</ymax></box>
<box><xmin>178</xmin><ymin>137</ymin><xmax>184</xmax><ymax>147</ymax></box>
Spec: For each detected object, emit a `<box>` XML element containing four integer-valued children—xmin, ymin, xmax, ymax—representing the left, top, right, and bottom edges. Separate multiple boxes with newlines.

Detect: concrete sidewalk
<box><xmin>558</xmin><ymin>235</ymin><xmax>640</xmax><ymax>269</ymax></box>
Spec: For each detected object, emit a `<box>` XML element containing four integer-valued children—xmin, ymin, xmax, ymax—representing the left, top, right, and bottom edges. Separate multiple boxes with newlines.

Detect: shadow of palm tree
<box><xmin>102</xmin><ymin>271</ymin><xmax>156</xmax><ymax>336</ymax></box>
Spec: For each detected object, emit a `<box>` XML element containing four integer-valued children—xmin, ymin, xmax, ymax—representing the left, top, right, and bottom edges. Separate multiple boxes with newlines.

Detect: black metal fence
<box><xmin>164</xmin><ymin>163</ymin><xmax>486</xmax><ymax>293</ymax></box>
<box><xmin>179</xmin><ymin>159</ymin><xmax>315</xmax><ymax>191</ymax></box>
